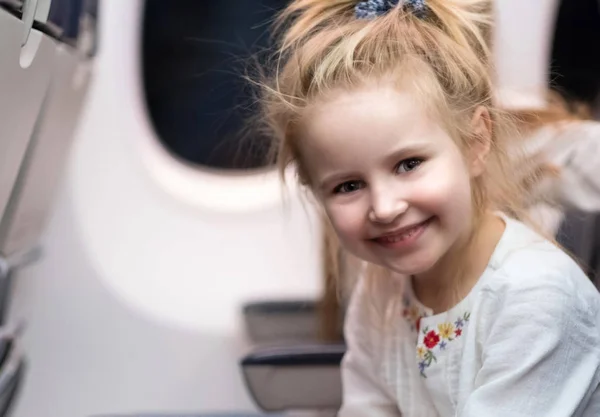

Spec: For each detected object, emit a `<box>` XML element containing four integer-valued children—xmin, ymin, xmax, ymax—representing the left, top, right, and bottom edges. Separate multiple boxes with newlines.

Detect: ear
<box><xmin>469</xmin><ymin>106</ymin><xmax>492</xmax><ymax>177</ymax></box>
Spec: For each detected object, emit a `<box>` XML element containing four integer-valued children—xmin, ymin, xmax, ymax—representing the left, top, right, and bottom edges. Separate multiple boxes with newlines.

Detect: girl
<box><xmin>260</xmin><ymin>0</ymin><xmax>600</xmax><ymax>415</ymax></box>
<box><xmin>316</xmin><ymin>1</ymin><xmax>600</xmax><ymax>342</ymax></box>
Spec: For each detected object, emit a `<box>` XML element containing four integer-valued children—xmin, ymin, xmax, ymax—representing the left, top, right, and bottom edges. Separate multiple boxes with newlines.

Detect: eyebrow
<box><xmin>318</xmin><ymin>172</ymin><xmax>359</xmax><ymax>193</ymax></box>
<box><xmin>384</xmin><ymin>142</ymin><xmax>433</xmax><ymax>165</ymax></box>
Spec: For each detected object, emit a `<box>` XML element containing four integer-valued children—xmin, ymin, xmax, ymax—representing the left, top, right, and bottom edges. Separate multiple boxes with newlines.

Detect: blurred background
<box><xmin>0</xmin><ymin>0</ymin><xmax>598</xmax><ymax>416</ymax></box>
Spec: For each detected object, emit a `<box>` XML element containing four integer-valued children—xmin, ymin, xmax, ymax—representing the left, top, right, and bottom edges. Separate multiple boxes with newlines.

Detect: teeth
<box><xmin>381</xmin><ymin>226</ymin><xmax>419</xmax><ymax>243</ymax></box>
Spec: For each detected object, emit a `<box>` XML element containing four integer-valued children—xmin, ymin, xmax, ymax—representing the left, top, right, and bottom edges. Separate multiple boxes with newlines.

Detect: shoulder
<box><xmin>479</xmin><ymin>219</ymin><xmax>600</xmax><ymax>328</ymax></box>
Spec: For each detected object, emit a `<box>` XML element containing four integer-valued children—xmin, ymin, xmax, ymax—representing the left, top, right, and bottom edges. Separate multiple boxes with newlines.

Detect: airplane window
<box><xmin>551</xmin><ymin>0</ymin><xmax>600</xmax><ymax>110</ymax></box>
<box><xmin>142</xmin><ymin>0</ymin><xmax>288</xmax><ymax>170</ymax></box>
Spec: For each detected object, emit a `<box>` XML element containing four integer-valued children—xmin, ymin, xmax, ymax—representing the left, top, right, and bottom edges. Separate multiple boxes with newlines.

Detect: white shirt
<box><xmin>339</xmin><ymin>216</ymin><xmax>600</xmax><ymax>417</ymax></box>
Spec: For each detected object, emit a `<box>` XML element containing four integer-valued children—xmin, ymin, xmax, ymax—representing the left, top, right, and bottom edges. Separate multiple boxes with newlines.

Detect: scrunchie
<box><xmin>355</xmin><ymin>0</ymin><xmax>426</xmax><ymax>20</ymax></box>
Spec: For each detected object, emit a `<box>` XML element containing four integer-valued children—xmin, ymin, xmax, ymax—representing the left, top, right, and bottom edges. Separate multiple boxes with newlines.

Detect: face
<box><xmin>297</xmin><ymin>85</ymin><xmax>478</xmax><ymax>276</ymax></box>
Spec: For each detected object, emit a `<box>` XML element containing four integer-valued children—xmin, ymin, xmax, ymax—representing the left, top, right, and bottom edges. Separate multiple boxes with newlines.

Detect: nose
<box><xmin>368</xmin><ymin>185</ymin><xmax>409</xmax><ymax>224</ymax></box>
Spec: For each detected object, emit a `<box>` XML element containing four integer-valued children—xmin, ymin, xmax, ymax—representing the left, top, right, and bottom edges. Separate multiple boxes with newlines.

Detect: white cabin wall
<box><xmin>8</xmin><ymin>1</ymin><xmax>322</xmax><ymax>416</ymax></box>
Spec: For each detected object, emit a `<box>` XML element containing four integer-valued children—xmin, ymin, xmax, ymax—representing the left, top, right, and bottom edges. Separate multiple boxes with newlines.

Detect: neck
<box><xmin>412</xmin><ymin>211</ymin><xmax>505</xmax><ymax>313</ymax></box>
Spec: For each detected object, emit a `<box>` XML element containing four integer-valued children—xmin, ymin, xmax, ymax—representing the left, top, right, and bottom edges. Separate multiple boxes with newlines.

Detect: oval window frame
<box><xmin>128</xmin><ymin>1</ymin><xmax>296</xmax><ymax>213</ymax></box>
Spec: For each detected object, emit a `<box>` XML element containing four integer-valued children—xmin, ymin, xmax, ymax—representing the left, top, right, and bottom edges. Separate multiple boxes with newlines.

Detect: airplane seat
<box><xmin>240</xmin><ymin>230</ymin><xmax>353</xmax><ymax>414</ymax></box>
<box><xmin>94</xmin><ymin>414</ymin><xmax>283</xmax><ymax>417</ymax></box>
<box><xmin>557</xmin><ymin>210</ymin><xmax>600</xmax><ymax>285</ymax></box>
<box><xmin>241</xmin><ymin>342</ymin><xmax>344</xmax><ymax>415</ymax></box>
<box><xmin>240</xmin><ymin>298</ymin><xmax>345</xmax><ymax>414</ymax></box>
<box><xmin>0</xmin><ymin>1</ymin><xmax>97</xmax><ymax>416</ymax></box>
<box><xmin>0</xmin><ymin>4</ymin><xmax>56</xmax><ymax>257</ymax></box>
<box><xmin>0</xmin><ymin>4</ymin><xmax>56</xmax><ymax>416</ymax></box>
<box><xmin>240</xmin><ymin>232</ymin><xmax>353</xmax><ymax>414</ymax></box>
<box><xmin>0</xmin><ymin>0</ymin><xmax>94</xmax><ymax>261</ymax></box>
<box><xmin>243</xmin><ymin>300</ymin><xmax>334</xmax><ymax>345</ymax></box>
<box><xmin>0</xmin><ymin>325</ymin><xmax>26</xmax><ymax>417</ymax></box>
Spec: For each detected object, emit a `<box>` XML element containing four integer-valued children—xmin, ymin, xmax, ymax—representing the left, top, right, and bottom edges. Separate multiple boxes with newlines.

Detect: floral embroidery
<box><xmin>416</xmin><ymin>311</ymin><xmax>470</xmax><ymax>378</ymax></box>
<box><xmin>437</xmin><ymin>322</ymin><xmax>454</xmax><ymax>339</ymax></box>
<box><xmin>417</xmin><ymin>334</ymin><xmax>437</xmax><ymax>374</ymax></box>
<box><xmin>423</xmin><ymin>330</ymin><xmax>440</xmax><ymax>348</ymax></box>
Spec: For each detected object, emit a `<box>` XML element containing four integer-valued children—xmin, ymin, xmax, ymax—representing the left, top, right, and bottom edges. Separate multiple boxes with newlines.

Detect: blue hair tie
<box><xmin>355</xmin><ymin>0</ymin><xmax>426</xmax><ymax>20</ymax></box>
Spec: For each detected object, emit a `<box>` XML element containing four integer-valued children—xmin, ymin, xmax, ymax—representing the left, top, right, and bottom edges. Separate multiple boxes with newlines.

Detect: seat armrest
<box><xmin>242</xmin><ymin>300</ymin><xmax>318</xmax><ymax>316</ymax></box>
<box><xmin>242</xmin><ymin>300</ymin><xmax>321</xmax><ymax>344</ymax></box>
<box><xmin>240</xmin><ymin>343</ymin><xmax>345</xmax><ymax>412</ymax></box>
<box><xmin>241</xmin><ymin>343</ymin><xmax>345</xmax><ymax>367</ymax></box>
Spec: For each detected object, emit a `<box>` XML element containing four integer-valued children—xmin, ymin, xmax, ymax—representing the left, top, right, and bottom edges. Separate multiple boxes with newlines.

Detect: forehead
<box><xmin>296</xmin><ymin>85</ymin><xmax>454</xmax><ymax>178</ymax></box>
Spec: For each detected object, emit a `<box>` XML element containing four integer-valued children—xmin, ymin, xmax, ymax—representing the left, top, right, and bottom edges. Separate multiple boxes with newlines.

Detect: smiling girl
<box><xmin>259</xmin><ymin>0</ymin><xmax>600</xmax><ymax>415</ymax></box>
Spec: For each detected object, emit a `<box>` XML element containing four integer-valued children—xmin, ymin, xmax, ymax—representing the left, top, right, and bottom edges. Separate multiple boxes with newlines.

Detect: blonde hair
<box><xmin>258</xmin><ymin>0</ymin><xmax>549</xmax><ymax>302</ymax></box>
<box><xmin>262</xmin><ymin>0</ymin><xmax>533</xmax><ymax>218</ymax></box>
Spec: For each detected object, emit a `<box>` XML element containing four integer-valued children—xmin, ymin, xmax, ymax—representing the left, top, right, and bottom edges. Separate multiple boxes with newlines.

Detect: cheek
<box><xmin>417</xmin><ymin>161</ymin><xmax>473</xmax><ymax>217</ymax></box>
<box><xmin>324</xmin><ymin>201</ymin><xmax>366</xmax><ymax>242</ymax></box>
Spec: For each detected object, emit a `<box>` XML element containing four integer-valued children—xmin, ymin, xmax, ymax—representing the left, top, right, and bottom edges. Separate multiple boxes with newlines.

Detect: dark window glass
<box><xmin>551</xmin><ymin>0</ymin><xmax>600</xmax><ymax>107</ymax></box>
<box><xmin>142</xmin><ymin>0</ymin><xmax>287</xmax><ymax>170</ymax></box>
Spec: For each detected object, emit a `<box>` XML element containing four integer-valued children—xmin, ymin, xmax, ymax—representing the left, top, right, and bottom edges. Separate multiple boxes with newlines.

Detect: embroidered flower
<box><xmin>416</xmin><ymin>348</ymin><xmax>437</xmax><ymax>378</ymax></box>
<box><xmin>416</xmin><ymin>311</ymin><xmax>470</xmax><ymax>378</ymax></box>
<box><xmin>454</xmin><ymin>312</ymin><xmax>471</xmax><ymax>329</ymax></box>
<box><xmin>437</xmin><ymin>322</ymin><xmax>455</xmax><ymax>340</ymax></box>
<box><xmin>423</xmin><ymin>330</ymin><xmax>440</xmax><ymax>349</ymax></box>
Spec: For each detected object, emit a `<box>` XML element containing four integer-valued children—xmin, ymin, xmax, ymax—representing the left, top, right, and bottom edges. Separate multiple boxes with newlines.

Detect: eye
<box><xmin>396</xmin><ymin>158</ymin><xmax>423</xmax><ymax>174</ymax></box>
<box><xmin>333</xmin><ymin>180</ymin><xmax>364</xmax><ymax>194</ymax></box>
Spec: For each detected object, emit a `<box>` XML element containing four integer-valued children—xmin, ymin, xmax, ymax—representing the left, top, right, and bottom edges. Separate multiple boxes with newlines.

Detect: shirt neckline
<box><xmin>403</xmin><ymin>213</ymin><xmax>523</xmax><ymax>322</ymax></box>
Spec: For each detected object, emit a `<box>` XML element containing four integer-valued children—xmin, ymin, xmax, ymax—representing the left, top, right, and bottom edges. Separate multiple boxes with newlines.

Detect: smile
<box><xmin>371</xmin><ymin>218</ymin><xmax>432</xmax><ymax>249</ymax></box>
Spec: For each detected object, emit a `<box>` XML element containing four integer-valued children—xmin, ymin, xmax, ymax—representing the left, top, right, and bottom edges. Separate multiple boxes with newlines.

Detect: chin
<box><xmin>378</xmin><ymin>251</ymin><xmax>440</xmax><ymax>277</ymax></box>
<box><xmin>385</xmin><ymin>260</ymin><xmax>434</xmax><ymax>276</ymax></box>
